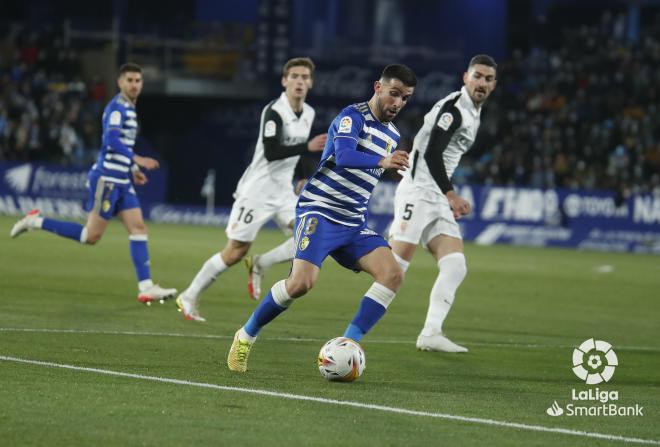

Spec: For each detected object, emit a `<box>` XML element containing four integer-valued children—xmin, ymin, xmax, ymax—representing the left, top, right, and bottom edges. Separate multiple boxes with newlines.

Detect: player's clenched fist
<box><xmin>378</xmin><ymin>150</ymin><xmax>409</xmax><ymax>170</ymax></box>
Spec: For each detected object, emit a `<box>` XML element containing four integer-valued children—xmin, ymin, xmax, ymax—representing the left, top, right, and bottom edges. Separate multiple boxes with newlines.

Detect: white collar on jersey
<box><xmin>280</xmin><ymin>92</ymin><xmax>306</xmax><ymax>119</ymax></box>
<box><xmin>459</xmin><ymin>86</ymin><xmax>482</xmax><ymax>118</ymax></box>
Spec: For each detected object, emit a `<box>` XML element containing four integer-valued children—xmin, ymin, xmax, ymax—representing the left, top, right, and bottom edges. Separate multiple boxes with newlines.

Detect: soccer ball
<box><xmin>317</xmin><ymin>337</ymin><xmax>365</xmax><ymax>382</ymax></box>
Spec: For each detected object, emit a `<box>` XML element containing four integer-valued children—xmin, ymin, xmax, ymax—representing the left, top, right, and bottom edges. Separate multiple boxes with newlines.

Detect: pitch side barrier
<box><xmin>1</xmin><ymin>163</ymin><xmax>657</xmax><ymax>253</ymax></box>
<box><xmin>368</xmin><ymin>182</ymin><xmax>660</xmax><ymax>254</ymax></box>
<box><xmin>0</xmin><ymin>162</ymin><xmax>166</xmax><ymax>220</ymax></box>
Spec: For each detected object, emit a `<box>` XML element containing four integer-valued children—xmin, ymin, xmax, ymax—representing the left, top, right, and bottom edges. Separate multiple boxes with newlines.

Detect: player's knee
<box><xmin>222</xmin><ymin>241</ymin><xmax>250</xmax><ymax>265</ymax></box>
<box><xmin>130</xmin><ymin>223</ymin><xmax>148</xmax><ymax>234</ymax></box>
<box><xmin>85</xmin><ymin>231</ymin><xmax>103</xmax><ymax>245</ymax></box>
<box><xmin>286</xmin><ymin>276</ymin><xmax>314</xmax><ymax>298</ymax></box>
<box><xmin>377</xmin><ymin>264</ymin><xmax>404</xmax><ymax>291</ymax></box>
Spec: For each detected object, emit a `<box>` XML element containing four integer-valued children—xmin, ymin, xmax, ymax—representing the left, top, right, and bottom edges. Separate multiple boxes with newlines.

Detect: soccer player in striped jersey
<box><xmin>9</xmin><ymin>63</ymin><xmax>176</xmax><ymax>304</ymax></box>
<box><xmin>176</xmin><ymin>58</ymin><xmax>327</xmax><ymax>321</ymax></box>
<box><xmin>228</xmin><ymin>64</ymin><xmax>417</xmax><ymax>372</ymax></box>
<box><xmin>390</xmin><ymin>55</ymin><xmax>497</xmax><ymax>352</ymax></box>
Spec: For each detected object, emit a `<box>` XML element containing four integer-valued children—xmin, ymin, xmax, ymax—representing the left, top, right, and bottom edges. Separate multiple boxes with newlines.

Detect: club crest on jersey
<box><xmin>299</xmin><ymin>236</ymin><xmax>310</xmax><ymax>251</ymax></box>
<box><xmin>338</xmin><ymin>116</ymin><xmax>352</xmax><ymax>134</ymax></box>
<box><xmin>437</xmin><ymin>112</ymin><xmax>453</xmax><ymax>131</ymax></box>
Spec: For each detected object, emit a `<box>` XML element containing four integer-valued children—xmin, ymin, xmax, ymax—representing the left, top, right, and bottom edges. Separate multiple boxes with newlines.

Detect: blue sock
<box><xmin>41</xmin><ymin>218</ymin><xmax>84</xmax><ymax>242</ymax></box>
<box><xmin>244</xmin><ymin>291</ymin><xmax>287</xmax><ymax>337</ymax></box>
<box><xmin>343</xmin><ymin>297</ymin><xmax>386</xmax><ymax>342</ymax></box>
<box><xmin>129</xmin><ymin>235</ymin><xmax>151</xmax><ymax>282</ymax></box>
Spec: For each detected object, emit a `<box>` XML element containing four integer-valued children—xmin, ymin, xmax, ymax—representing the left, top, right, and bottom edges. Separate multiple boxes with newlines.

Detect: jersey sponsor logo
<box><xmin>437</xmin><ymin>112</ymin><xmax>453</xmax><ymax>131</ymax></box>
<box><xmin>299</xmin><ymin>236</ymin><xmax>310</xmax><ymax>250</ymax></box>
<box><xmin>338</xmin><ymin>116</ymin><xmax>353</xmax><ymax>134</ymax></box>
<box><xmin>109</xmin><ymin>111</ymin><xmax>122</xmax><ymax>126</ymax></box>
<box><xmin>264</xmin><ymin>120</ymin><xmax>277</xmax><ymax>138</ymax></box>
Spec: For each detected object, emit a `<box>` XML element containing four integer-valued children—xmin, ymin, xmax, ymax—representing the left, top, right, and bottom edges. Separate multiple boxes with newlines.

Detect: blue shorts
<box><xmin>85</xmin><ymin>171</ymin><xmax>140</xmax><ymax>220</ymax></box>
<box><xmin>294</xmin><ymin>214</ymin><xmax>389</xmax><ymax>271</ymax></box>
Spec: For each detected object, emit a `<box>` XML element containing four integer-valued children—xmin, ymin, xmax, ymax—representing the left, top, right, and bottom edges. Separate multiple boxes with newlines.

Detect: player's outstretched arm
<box><xmin>133</xmin><ymin>155</ymin><xmax>159</xmax><ymax>170</ymax></box>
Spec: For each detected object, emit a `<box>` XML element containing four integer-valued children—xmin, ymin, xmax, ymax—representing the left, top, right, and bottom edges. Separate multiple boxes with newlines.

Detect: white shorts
<box><xmin>226</xmin><ymin>193</ymin><xmax>296</xmax><ymax>242</ymax></box>
<box><xmin>390</xmin><ymin>189</ymin><xmax>462</xmax><ymax>246</ymax></box>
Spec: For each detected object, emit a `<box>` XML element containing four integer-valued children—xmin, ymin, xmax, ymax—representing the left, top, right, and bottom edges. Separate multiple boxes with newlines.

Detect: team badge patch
<box><xmin>437</xmin><ymin>112</ymin><xmax>454</xmax><ymax>131</ymax></box>
<box><xmin>299</xmin><ymin>236</ymin><xmax>310</xmax><ymax>251</ymax></box>
<box><xmin>102</xmin><ymin>200</ymin><xmax>111</xmax><ymax>212</ymax></box>
<box><xmin>264</xmin><ymin>120</ymin><xmax>276</xmax><ymax>138</ymax></box>
<box><xmin>338</xmin><ymin>116</ymin><xmax>353</xmax><ymax>134</ymax></box>
<box><xmin>304</xmin><ymin>217</ymin><xmax>318</xmax><ymax>235</ymax></box>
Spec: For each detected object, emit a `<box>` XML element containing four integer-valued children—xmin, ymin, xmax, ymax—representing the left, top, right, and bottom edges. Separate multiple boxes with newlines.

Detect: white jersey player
<box><xmin>390</xmin><ymin>55</ymin><xmax>497</xmax><ymax>352</ymax></box>
<box><xmin>177</xmin><ymin>57</ymin><xmax>327</xmax><ymax>321</ymax></box>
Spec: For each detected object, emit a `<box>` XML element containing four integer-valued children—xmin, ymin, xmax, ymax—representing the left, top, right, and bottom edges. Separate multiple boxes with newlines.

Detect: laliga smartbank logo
<box><xmin>572</xmin><ymin>338</ymin><xmax>618</xmax><ymax>384</ymax></box>
<box><xmin>545</xmin><ymin>338</ymin><xmax>644</xmax><ymax>417</ymax></box>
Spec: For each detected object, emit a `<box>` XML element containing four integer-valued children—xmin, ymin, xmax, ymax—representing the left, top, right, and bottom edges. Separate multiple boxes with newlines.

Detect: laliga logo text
<box><xmin>572</xmin><ymin>338</ymin><xmax>617</xmax><ymax>384</ymax></box>
<box><xmin>545</xmin><ymin>339</ymin><xmax>644</xmax><ymax>417</ymax></box>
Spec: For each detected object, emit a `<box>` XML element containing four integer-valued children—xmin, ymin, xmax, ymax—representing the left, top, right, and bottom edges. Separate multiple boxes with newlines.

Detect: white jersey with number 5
<box><xmin>399</xmin><ymin>86</ymin><xmax>481</xmax><ymax>202</ymax></box>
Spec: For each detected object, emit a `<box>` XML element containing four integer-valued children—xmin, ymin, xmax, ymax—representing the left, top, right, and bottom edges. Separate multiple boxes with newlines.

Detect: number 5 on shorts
<box><xmin>403</xmin><ymin>203</ymin><xmax>414</xmax><ymax>221</ymax></box>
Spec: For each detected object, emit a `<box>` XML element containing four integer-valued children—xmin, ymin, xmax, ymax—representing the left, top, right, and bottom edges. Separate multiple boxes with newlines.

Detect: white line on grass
<box><xmin>1</xmin><ymin>327</ymin><xmax>659</xmax><ymax>352</ymax></box>
<box><xmin>1</xmin><ymin>355</ymin><xmax>658</xmax><ymax>446</ymax></box>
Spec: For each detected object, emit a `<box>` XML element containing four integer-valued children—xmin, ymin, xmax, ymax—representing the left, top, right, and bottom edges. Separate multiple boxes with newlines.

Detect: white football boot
<box><xmin>416</xmin><ymin>333</ymin><xmax>468</xmax><ymax>353</ymax></box>
<box><xmin>175</xmin><ymin>291</ymin><xmax>206</xmax><ymax>322</ymax></box>
<box><xmin>137</xmin><ymin>284</ymin><xmax>177</xmax><ymax>305</ymax></box>
<box><xmin>10</xmin><ymin>209</ymin><xmax>42</xmax><ymax>238</ymax></box>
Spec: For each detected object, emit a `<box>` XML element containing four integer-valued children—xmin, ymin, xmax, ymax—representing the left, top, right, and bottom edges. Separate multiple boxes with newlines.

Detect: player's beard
<box><xmin>376</xmin><ymin>97</ymin><xmax>396</xmax><ymax>122</ymax></box>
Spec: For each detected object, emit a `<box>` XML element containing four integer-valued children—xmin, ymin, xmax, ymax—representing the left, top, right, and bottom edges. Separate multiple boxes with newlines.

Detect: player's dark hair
<box><xmin>283</xmin><ymin>57</ymin><xmax>315</xmax><ymax>78</ymax></box>
<box><xmin>380</xmin><ymin>64</ymin><xmax>417</xmax><ymax>87</ymax></box>
<box><xmin>118</xmin><ymin>62</ymin><xmax>142</xmax><ymax>76</ymax></box>
<box><xmin>468</xmin><ymin>54</ymin><xmax>497</xmax><ymax>71</ymax></box>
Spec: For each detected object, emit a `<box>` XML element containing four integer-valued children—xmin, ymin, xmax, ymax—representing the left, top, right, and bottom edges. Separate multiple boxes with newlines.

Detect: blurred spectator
<box><xmin>0</xmin><ymin>25</ymin><xmax>102</xmax><ymax>165</ymax></box>
<box><xmin>463</xmin><ymin>10</ymin><xmax>660</xmax><ymax>195</ymax></box>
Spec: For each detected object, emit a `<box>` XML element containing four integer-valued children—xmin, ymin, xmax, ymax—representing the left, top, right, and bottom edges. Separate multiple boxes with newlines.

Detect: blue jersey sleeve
<box><xmin>332</xmin><ymin>109</ymin><xmax>382</xmax><ymax>168</ymax></box>
<box><xmin>103</xmin><ymin>105</ymin><xmax>134</xmax><ymax>159</ymax></box>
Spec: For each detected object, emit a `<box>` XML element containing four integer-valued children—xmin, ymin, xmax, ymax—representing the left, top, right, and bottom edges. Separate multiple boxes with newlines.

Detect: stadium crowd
<box><xmin>0</xmin><ymin>25</ymin><xmax>104</xmax><ymax>166</ymax></box>
<box><xmin>2</xmin><ymin>11</ymin><xmax>659</xmax><ymax>195</ymax></box>
<box><xmin>463</xmin><ymin>10</ymin><xmax>660</xmax><ymax>195</ymax></box>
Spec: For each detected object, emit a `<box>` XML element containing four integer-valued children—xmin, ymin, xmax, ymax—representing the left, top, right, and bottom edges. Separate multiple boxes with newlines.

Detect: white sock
<box><xmin>79</xmin><ymin>227</ymin><xmax>88</xmax><ymax>244</ymax></box>
<box><xmin>256</xmin><ymin>237</ymin><xmax>295</xmax><ymax>270</ymax></box>
<box><xmin>272</xmin><ymin>279</ymin><xmax>294</xmax><ymax>307</ymax></box>
<box><xmin>138</xmin><ymin>279</ymin><xmax>154</xmax><ymax>292</ymax></box>
<box><xmin>186</xmin><ymin>253</ymin><xmax>228</xmax><ymax>299</ymax></box>
<box><xmin>34</xmin><ymin>216</ymin><xmax>44</xmax><ymax>228</ymax></box>
<box><xmin>238</xmin><ymin>326</ymin><xmax>256</xmax><ymax>343</ymax></box>
<box><xmin>421</xmin><ymin>253</ymin><xmax>467</xmax><ymax>336</ymax></box>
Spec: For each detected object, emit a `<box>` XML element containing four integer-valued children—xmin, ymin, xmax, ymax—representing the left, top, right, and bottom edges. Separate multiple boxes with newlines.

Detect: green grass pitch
<box><xmin>0</xmin><ymin>214</ymin><xmax>658</xmax><ymax>446</ymax></box>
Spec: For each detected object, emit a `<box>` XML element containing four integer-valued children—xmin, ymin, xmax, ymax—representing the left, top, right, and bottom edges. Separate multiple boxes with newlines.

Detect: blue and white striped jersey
<box><xmin>297</xmin><ymin>102</ymin><xmax>400</xmax><ymax>227</ymax></box>
<box><xmin>91</xmin><ymin>94</ymin><xmax>139</xmax><ymax>184</ymax></box>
